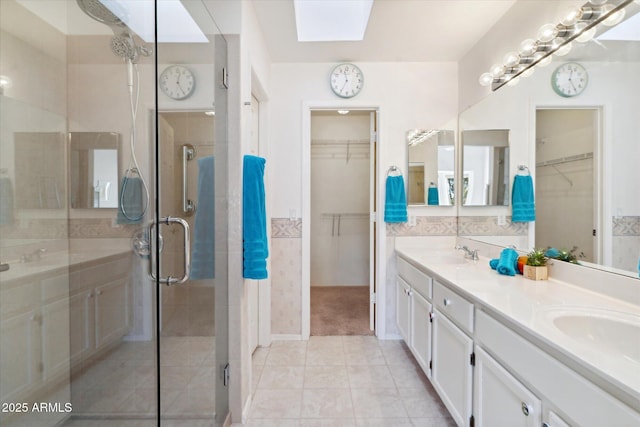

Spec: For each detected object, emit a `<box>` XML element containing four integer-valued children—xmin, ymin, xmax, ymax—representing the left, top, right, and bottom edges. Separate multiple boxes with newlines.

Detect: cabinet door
<box><xmin>41</xmin><ymin>298</ymin><xmax>70</xmax><ymax>382</ymax></box>
<box><xmin>0</xmin><ymin>310</ymin><xmax>42</xmax><ymax>401</ymax></box>
<box><xmin>95</xmin><ymin>278</ymin><xmax>130</xmax><ymax>349</ymax></box>
<box><xmin>410</xmin><ymin>290</ymin><xmax>432</xmax><ymax>377</ymax></box>
<box><xmin>69</xmin><ymin>290</ymin><xmax>93</xmax><ymax>366</ymax></box>
<box><xmin>395</xmin><ymin>277</ymin><xmax>411</xmax><ymax>342</ymax></box>
<box><xmin>545</xmin><ymin>411</ymin><xmax>572</xmax><ymax>427</ymax></box>
<box><xmin>474</xmin><ymin>346</ymin><xmax>541</xmax><ymax>427</ymax></box>
<box><xmin>432</xmin><ymin>309</ymin><xmax>473</xmax><ymax>427</ymax></box>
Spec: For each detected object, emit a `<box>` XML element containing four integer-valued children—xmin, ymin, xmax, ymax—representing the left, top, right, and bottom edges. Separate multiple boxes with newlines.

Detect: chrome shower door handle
<box><xmin>182</xmin><ymin>144</ymin><xmax>195</xmax><ymax>216</ymax></box>
<box><xmin>149</xmin><ymin>216</ymin><xmax>191</xmax><ymax>285</ymax></box>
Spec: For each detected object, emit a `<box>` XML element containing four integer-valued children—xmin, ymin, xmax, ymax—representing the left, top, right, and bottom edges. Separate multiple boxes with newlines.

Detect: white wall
<box><xmin>270</xmin><ymin>62</ymin><xmax>458</xmax><ymax>218</ymax></box>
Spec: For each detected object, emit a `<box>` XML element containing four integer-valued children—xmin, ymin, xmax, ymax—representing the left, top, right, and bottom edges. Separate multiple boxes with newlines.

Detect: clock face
<box><xmin>551</xmin><ymin>62</ymin><xmax>588</xmax><ymax>97</ymax></box>
<box><xmin>330</xmin><ymin>63</ymin><xmax>364</xmax><ymax>98</ymax></box>
<box><xmin>159</xmin><ymin>65</ymin><xmax>195</xmax><ymax>100</ymax></box>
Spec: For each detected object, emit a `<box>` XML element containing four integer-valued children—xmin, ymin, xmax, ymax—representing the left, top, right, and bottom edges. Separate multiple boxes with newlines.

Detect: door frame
<box><xmin>301</xmin><ymin>102</ymin><xmax>384</xmax><ymax>339</ymax></box>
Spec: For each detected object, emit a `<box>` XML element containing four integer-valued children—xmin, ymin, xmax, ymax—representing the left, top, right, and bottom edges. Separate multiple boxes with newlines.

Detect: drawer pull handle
<box><xmin>443</xmin><ymin>298</ymin><xmax>451</xmax><ymax>307</ymax></box>
<box><xmin>521</xmin><ymin>402</ymin><xmax>531</xmax><ymax>416</ymax></box>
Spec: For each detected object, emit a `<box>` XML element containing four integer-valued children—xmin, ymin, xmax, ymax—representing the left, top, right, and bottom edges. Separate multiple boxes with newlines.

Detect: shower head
<box><xmin>76</xmin><ymin>0</ymin><xmax>125</xmax><ymax>27</ymax></box>
<box><xmin>111</xmin><ymin>33</ymin><xmax>138</xmax><ymax>62</ymax></box>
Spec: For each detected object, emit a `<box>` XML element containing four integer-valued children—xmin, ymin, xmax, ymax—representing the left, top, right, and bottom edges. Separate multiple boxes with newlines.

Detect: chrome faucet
<box><xmin>455</xmin><ymin>245</ymin><xmax>479</xmax><ymax>261</ymax></box>
<box><xmin>20</xmin><ymin>248</ymin><xmax>47</xmax><ymax>263</ymax></box>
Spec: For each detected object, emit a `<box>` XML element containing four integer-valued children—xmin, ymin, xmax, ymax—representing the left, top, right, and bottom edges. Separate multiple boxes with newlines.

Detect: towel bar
<box><xmin>182</xmin><ymin>144</ymin><xmax>196</xmax><ymax>216</ymax></box>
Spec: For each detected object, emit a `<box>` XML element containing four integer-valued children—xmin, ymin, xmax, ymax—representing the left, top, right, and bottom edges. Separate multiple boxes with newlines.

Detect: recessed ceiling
<box><xmin>252</xmin><ymin>0</ymin><xmax>517</xmax><ymax>62</ymax></box>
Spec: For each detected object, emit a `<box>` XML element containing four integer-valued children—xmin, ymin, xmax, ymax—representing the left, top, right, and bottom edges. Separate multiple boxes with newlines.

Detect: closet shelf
<box><xmin>536</xmin><ymin>152</ymin><xmax>593</xmax><ymax>168</ymax></box>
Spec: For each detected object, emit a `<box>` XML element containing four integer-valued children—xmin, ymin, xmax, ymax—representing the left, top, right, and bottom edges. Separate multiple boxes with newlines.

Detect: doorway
<box><xmin>535</xmin><ymin>108</ymin><xmax>600</xmax><ymax>263</ymax></box>
<box><xmin>309</xmin><ymin>110</ymin><xmax>376</xmax><ymax>336</ymax></box>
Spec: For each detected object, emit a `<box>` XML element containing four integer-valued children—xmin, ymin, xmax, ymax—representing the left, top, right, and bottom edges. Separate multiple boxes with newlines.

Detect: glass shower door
<box><xmin>0</xmin><ymin>1</ymin><xmax>228</xmax><ymax>425</ymax></box>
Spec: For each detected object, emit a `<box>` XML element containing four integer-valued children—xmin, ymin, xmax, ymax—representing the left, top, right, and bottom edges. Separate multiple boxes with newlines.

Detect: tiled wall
<box><xmin>270</xmin><ymin>219</ymin><xmax>302</xmax><ymax>335</ymax></box>
<box><xmin>612</xmin><ymin>216</ymin><xmax>640</xmax><ymax>273</ymax></box>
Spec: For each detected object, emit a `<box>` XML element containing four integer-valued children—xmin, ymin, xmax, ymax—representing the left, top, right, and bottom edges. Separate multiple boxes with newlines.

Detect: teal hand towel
<box><xmin>512</xmin><ymin>175</ymin><xmax>535</xmax><ymax>222</ymax></box>
<box><xmin>427</xmin><ymin>186</ymin><xmax>439</xmax><ymax>205</ymax></box>
<box><xmin>117</xmin><ymin>176</ymin><xmax>144</xmax><ymax>224</ymax></box>
<box><xmin>243</xmin><ymin>155</ymin><xmax>268</xmax><ymax>279</ymax></box>
<box><xmin>191</xmin><ymin>156</ymin><xmax>215</xmax><ymax>280</ymax></box>
<box><xmin>384</xmin><ymin>175</ymin><xmax>407</xmax><ymax>223</ymax></box>
<box><xmin>489</xmin><ymin>259</ymin><xmax>499</xmax><ymax>270</ymax></box>
<box><xmin>497</xmin><ymin>248</ymin><xmax>518</xmax><ymax>276</ymax></box>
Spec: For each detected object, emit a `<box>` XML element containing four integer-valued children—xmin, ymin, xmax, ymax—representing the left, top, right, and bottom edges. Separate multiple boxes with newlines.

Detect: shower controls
<box><xmin>160</xmin><ymin>65</ymin><xmax>196</xmax><ymax>100</ymax></box>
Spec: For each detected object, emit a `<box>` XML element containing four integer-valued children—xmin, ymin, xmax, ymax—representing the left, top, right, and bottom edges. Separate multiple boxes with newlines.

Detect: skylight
<box><xmin>294</xmin><ymin>0</ymin><xmax>374</xmax><ymax>42</ymax></box>
<box><xmin>101</xmin><ymin>0</ymin><xmax>208</xmax><ymax>43</ymax></box>
<box><xmin>597</xmin><ymin>10</ymin><xmax>640</xmax><ymax>41</ymax></box>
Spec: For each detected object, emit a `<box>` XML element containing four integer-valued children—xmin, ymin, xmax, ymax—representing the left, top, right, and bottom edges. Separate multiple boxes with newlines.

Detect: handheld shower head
<box><xmin>111</xmin><ymin>33</ymin><xmax>138</xmax><ymax>62</ymax></box>
<box><xmin>76</xmin><ymin>0</ymin><xmax>125</xmax><ymax>27</ymax></box>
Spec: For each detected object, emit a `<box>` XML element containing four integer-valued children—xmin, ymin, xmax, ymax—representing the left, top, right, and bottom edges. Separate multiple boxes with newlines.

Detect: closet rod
<box><xmin>535</xmin><ymin>152</ymin><xmax>593</xmax><ymax>168</ymax></box>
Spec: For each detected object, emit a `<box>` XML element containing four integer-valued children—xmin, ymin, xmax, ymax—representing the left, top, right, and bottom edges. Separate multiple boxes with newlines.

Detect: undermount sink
<box><xmin>544</xmin><ymin>307</ymin><xmax>640</xmax><ymax>363</ymax></box>
<box><xmin>428</xmin><ymin>255</ymin><xmax>469</xmax><ymax>265</ymax></box>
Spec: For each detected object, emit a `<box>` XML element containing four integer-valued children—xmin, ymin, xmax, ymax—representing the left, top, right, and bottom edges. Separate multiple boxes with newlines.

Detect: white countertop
<box><xmin>1</xmin><ymin>247</ymin><xmax>130</xmax><ymax>283</ymax></box>
<box><xmin>396</xmin><ymin>247</ymin><xmax>640</xmax><ymax>410</ymax></box>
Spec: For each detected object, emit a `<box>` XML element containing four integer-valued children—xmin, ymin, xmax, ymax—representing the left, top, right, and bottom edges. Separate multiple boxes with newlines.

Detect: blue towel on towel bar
<box><xmin>243</xmin><ymin>155</ymin><xmax>268</xmax><ymax>279</ymax></box>
<box><xmin>191</xmin><ymin>156</ymin><xmax>215</xmax><ymax>280</ymax></box>
<box><xmin>497</xmin><ymin>248</ymin><xmax>518</xmax><ymax>276</ymax></box>
<box><xmin>427</xmin><ymin>186</ymin><xmax>439</xmax><ymax>206</ymax></box>
<box><xmin>512</xmin><ymin>175</ymin><xmax>535</xmax><ymax>222</ymax></box>
<box><xmin>116</xmin><ymin>176</ymin><xmax>144</xmax><ymax>224</ymax></box>
<box><xmin>384</xmin><ymin>175</ymin><xmax>408</xmax><ymax>223</ymax></box>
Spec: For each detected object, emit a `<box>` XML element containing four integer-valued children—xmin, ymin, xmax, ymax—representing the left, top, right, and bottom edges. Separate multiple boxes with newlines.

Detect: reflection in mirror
<box><xmin>14</xmin><ymin>132</ymin><xmax>67</xmax><ymax>210</ymax></box>
<box><xmin>536</xmin><ymin>109</ymin><xmax>596</xmax><ymax>263</ymax></box>
<box><xmin>458</xmin><ymin>1</ymin><xmax>640</xmax><ymax>277</ymax></box>
<box><xmin>406</xmin><ymin>129</ymin><xmax>455</xmax><ymax>206</ymax></box>
<box><xmin>69</xmin><ymin>132</ymin><xmax>120</xmax><ymax>209</ymax></box>
<box><xmin>461</xmin><ymin>130</ymin><xmax>509</xmax><ymax>206</ymax></box>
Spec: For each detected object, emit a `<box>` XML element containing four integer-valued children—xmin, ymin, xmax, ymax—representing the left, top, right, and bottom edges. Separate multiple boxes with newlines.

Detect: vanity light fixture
<box><xmin>204</xmin><ymin>111</ymin><xmax>215</xmax><ymax>116</ymax></box>
<box><xmin>0</xmin><ymin>75</ymin><xmax>12</xmax><ymax>95</ymax></box>
<box><xmin>478</xmin><ymin>0</ymin><xmax>634</xmax><ymax>91</ymax></box>
<box><xmin>337</xmin><ymin>110</ymin><xmax>350</xmax><ymax>115</ymax></box>
<box><xmin>407</xmin><ymin>129</ymin><xmax>439</xmax><ymax>147</ymax></box>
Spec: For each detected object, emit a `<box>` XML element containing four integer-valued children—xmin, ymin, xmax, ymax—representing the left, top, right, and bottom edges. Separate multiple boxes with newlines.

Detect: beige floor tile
<box><xmin>351</xmin><ymin>388</ymin><xmax>408</xmax><ymax>419</ymax></box>
<box><xmin>303</xmin><ymin>365</ymin><xmax>350</xmax><ymax>389</ymax></box>
<box><xmin>265</xmin><ymin>346</ymin><xmax>307</xmax><ymax>366</ymax></box>
<box><xmin>252</xmin><ymin>347</ymin><xmax>270</xmax><ymax>365</ymax></box>
<box><xmin>397</xmin><ymin>387</ymin><xmax>451</xmax><ymax>419</ymax></box>
<box><xmin>347</xmin><ymin>365</ymin><xmax>396</xmax><ymax>388</ymax></box>
<box><xmin>409</xmin><ymin>418</ymin><xmax>457</xmax><ymax>427</ymax></box>
<box><xmin>300</xmin><ymin>419</ymin><xmax>357</xmax><ymax>426</ymax></box>
<box><xmin>307</xmin><ymin>336</ymin><xmax>344</xmax><ymax>349</ymax></box>
<box><xmin>306</xmin><ymin>346</ymin><xmax>346</xmax><ymax>366</ymax></box>
<box><xmin>388</xmin><ymin>363</ymin><xmax>431</xmax><ymax>389</ymax></box>
<box><xmin>345</xmin><ymin>346</ymin><xmax>386</xmax><ymax>366</ymax></box>
<box><xmin>250</xmin><ymin>389</ymin><xmax>303</xmax><ymax>419</ymax></box>
<box><xmin>355</xmin><ymin>419</ymin><xmax>413</xmax><ymax>427</ymax></box>
<box><xmin>258</xmin><ymin>366</ymin><xmax>305</xmax><ymax>389</ymax></box>
<box><xmin>247</xmin><ymin>420</ymin><xmax>300</xmax><ymax>427</ymax></box>
<box><xmin>300</xmin><ymin>389</ymin><xmax>354</xmax><ymax>418</ymax></box>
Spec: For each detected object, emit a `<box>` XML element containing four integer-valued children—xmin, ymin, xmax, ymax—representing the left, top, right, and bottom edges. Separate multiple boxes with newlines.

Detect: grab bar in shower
<box><xmin>182</xmin><ymin>144</ymin><xmax>196</xmax><ymax>216</ymax></box>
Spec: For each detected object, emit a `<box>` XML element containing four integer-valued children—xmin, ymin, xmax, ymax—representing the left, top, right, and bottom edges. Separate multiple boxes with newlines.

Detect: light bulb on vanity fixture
<box><xmin>477</xmin><ymin>0</ymin><xmax>635</xmax><ymax>91</ymax></box>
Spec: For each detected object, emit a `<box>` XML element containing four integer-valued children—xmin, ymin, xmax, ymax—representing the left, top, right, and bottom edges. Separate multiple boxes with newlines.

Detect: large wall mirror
<box><xmin>69</xmin><ymin>132</ymin><xmax>120</xmax><ymax>209</ymax></box>
<box><xmin>459</xmin><ymin>1</ymin><xmax>640</xmax><ymax>277</ymax></box>
<box><xmin>461</xmin><ymin>129</ymin><xmax>509</xmax><ymax>206</ymax></box>
<box><xmin>406</xmin><ymin>129</ymin><xmax>455</xmax><ymax>206</ymax></box>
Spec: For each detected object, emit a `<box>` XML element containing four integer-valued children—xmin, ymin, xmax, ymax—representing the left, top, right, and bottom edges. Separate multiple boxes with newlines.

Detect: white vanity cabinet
<box><xmin>432</xmin><ymin>281</ymin><xmax>474</xmax><ymax>427</ymax></box>
<box><xmin>396</xmin><ymin>257</ymin><xmax>434</xmax><ymax>376</ymax></box>
<box><xmin>473</xmin><ymin>346</ymin><xmax>541</xmax><ymax>427</ymax></box>
<box><xmin>68</xmin><ymin>253</ymin><xmax>132</xmax><ymax>366</ymax></box>
<box><xmin>396</xmin><ymin>277</ymin><xmax>411</xmax><ymax>343</ymax></box>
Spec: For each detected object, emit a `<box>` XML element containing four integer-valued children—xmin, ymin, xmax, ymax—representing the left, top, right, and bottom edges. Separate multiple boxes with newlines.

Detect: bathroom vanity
<box><xmin>0</xmin><ymin>246</ymin><xmax>131</xmax><ymax>424</ymax></box>
<box><xmin>395</xmin><ymin>246</ymin><xmax>640</xmax><ymax>427</ymax></box>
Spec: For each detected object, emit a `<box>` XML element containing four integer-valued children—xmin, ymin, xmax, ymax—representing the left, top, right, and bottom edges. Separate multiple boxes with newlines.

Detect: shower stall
<box><xmin>0</xmin><ymin>1</ymin><xmax>229</xmax><ymax>425</ymax></box>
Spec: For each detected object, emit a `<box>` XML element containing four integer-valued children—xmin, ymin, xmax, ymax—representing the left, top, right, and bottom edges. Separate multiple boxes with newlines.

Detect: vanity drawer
<box><xmin>434</xmin><ymin>280</ymin><xmax>474</xmax><ymax>333</ymax></box>
<box><xmin>397</xmin><ymin>256</ymin><xmax>432</xmax><ymax>300</ymax></box>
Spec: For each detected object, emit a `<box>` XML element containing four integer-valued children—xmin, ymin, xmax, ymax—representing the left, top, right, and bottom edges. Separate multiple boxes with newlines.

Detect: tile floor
<box><xmin>248</xmin><ymin>336</ymin><xmax>455</xmax><ymax>426</ymax></box>
<box><xmin>64</xmin><ymin>336</ymin><xmax>216</xmax><ymax>425</ymax></box>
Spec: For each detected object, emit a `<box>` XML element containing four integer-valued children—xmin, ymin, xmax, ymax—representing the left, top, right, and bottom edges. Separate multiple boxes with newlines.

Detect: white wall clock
<box><xmin>330</xmin><ymin>63</ymin><xmax>364</xmax><ymax>98</ymax></box>
<box><xmin>551</xmin><ymin>62</ymin><xmax>588</xmax><ymax>97</ymax></box>
<box><xmin>159</xmin><ymin>65</ymin><xmax>196</xmax><ymax>100</ymax></box>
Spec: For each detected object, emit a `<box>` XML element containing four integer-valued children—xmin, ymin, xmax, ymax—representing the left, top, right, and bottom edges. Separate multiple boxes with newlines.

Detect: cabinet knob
<box><xmin>96</xmin><ymin>290</ymin><xmax>103</xmax><ymax>295</ymax></box>
<box><xmin>521</xmin><ymin>401</ymin><xmax>531</xmax><ymax>416</ymax></box>
<box><xmin>443</xmin><ymin>298</ymin><xmax>451</xmax><ymax>307</ymax></box>
<box><xmin>87</xmin><ymin>292</ymin><xmax>93</xmax><ymax>299</ymax></box>
<box><xmin>408</xmin><ymin>290</ymin><xmax>413</xmax><ymax>297</ymax></box>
